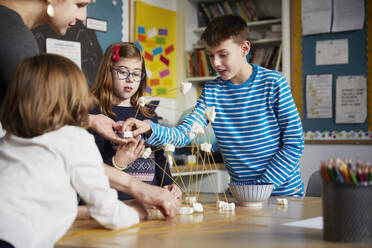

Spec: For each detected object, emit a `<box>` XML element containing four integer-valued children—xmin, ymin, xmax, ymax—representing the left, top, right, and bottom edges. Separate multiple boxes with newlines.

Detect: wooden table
<box><xmin>57</xmin><ymin>194</ymin><xmax>371</xmax><ymax>248</ymax></box>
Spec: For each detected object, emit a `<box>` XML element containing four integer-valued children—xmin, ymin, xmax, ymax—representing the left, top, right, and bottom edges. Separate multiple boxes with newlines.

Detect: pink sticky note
<box><xmin>159</xmin><ymin>69</ymin><xmax>170</xmax><ymax>78</ymax></box>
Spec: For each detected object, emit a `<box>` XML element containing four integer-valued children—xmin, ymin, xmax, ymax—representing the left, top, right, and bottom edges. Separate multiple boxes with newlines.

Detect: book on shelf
<box><xmin>249</xmin><ymin>45</ymin><xmax>281</xmax><ymax>71</ymax></box>
<box><xmin>187</xmin><ymin>48</ymin><xmax>216</xmax><ymax>78</ymax></box>
<box><xmin>197</xmin><ymin>0</ymin><xmax>264</xmax><ymax>27</ymax></box>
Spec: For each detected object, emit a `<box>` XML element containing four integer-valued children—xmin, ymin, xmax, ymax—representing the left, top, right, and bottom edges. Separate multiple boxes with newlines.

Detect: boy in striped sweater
<box><xmin>123</xmin><ymin>14</ymin><xmax>305</xmax><ymax>196</ymax></box>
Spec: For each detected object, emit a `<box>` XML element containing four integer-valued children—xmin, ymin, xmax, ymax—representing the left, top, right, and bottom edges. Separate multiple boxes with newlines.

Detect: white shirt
<box><xmin>0</xmin><ymin>126</ymin><xmax>139</xmax><ymax>248</ymax></box>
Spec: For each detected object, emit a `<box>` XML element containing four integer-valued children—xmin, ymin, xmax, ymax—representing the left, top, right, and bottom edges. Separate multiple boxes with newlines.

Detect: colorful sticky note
<box><xmin>165</xmin><ymin>44</ymin><xmax>174</xmax><ymax>55</ymax></box>
<box><xmin>157</xmin><ymin>87</ymin><xmax>167</xmax><ymax>95</ymax></box>
<box><xmin>163</xmin><ymin>78</ymin><xmax>172</xmax><ymax>86</ymax></box>
<box><xmin>138</xmin><ymin>34</ymin><xmax>146</xmax><ymax>42</ymax></box>
<box><xmin>159</xmin><ymin>69</ymin><xmax>170</xmax><ymax>78</ymax></box>
<box><xmin>156</xmin><ymin>37</ymin><xmax>166</xmax><ymax>45</ymax></box>
<box><xmin>146</xmin><ymin>86</ymin><xmax>152</xmax><ymax>94</ymax></box>
<box><xmin>144</xmin><ymin>51</ymin><xmax>153</xmax><ymax>61</ymax></box>
<box><xmin>150</xmin><ymin>79</ymin><xmax>160</xmax><ymax>86</ymax></box>
<box><xmin>138</xmin><ymin>26</ymin><xmax>145</xmax><ymax>34</ymax></box>
<box><xmin>148</xmin><ymin>28</ymin><xmax>156</xmax><ymax>39</ymax></box>
<box><xmin>159</xmin><ymin>55</ymin><xmax>169</xmax><ymax>66</ymax></box>
<box><xmin>158</xmin><ymin>28</ymin><xmax>168</xmax><ymax>36</ymax></box>
<box><xmin>135</xmin><ymin>41</ymin><xmax>143</xmax><ymax>52</ymax></box>
<box><xmin>152</xmin><ymin>46</ymin><xmax>163</xmax><ymax>56</ymax></box>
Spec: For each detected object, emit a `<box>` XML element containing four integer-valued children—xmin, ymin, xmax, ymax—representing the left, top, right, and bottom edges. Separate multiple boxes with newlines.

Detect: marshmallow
<box><xmin>188</xmin><ymin>122</ymin><xmax>204</xmax><ymax>140</ymax></box>
<box><xmin>138</xmin><ymin>96</ymin><xmax>147</xmax><ymax>107</ymax></box>
<box><xmin>205</xmin><ymin>106</ymin><xmax>216</xmax><ymax>123</ymax></box>
<box><xmin>123</xmin><ymin>131</ymin><xmax>133</xmax><ymax>138</ymax></box>
<box><xmin>179</xmin><ymin>206</ymin><xmax>194</xmax><ymax>215</ymax></box>
<box><xmin>277</xmin><ymin>198</ymin><xmax>288</xmax><ymax>206</ymax></box>
<box><xmin>192</xmin><ymin>202</ymin><xmax>204</xmax><ymax>213</ymax></box>
<box><xmin>180</xmin><ymin>82</ymin><xmax>192</xmax><ymax>94</ymax></box>
<box><xmin>200</xmin><ymin>142</ymin><xmax>212</xmax><ymax>153</ymax></box>
<box><xmin>142</xmin><ymin>147</ymin><xmax>152</xmax><ymax>159</ymax></box>
<box><xmin>164</xmin><ymin>143</ymin><xmax>175</xmax><ymax>152</ymax></box>
<box><xmin>185</xmin><ymin>196</ymin><xmax>197</xmax><ymax>204</ymax></box>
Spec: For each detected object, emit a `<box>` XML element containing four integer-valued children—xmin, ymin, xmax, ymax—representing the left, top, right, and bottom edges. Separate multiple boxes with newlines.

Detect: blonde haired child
<box><xmin>91</xmin><ymin>42</ymin><xmax>182</xmax><ymax>200</ymax></box>
<box><xmin>0</xmin><ymin>54</ymin><xmax>147</xmax><ymax>248</ymax></box>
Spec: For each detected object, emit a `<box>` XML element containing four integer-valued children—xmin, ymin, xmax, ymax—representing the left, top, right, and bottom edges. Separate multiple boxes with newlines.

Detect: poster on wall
<box><xmin>335</xmin><ymin>75</ymin><xmax>367</xmax><ymax>124</ymax></box>
<box><xmin>135</xmin><ymin>1</ymin><xmax>177</xmax><ymax>98</ymax></box>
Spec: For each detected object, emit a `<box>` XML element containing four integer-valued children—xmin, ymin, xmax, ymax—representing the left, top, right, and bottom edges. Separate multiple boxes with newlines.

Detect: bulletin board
<box><xmin>291</xmin><ymin>0</ymin><xmax>372</xmax><ymax>144</ymax></box>
<box><xmin>134</xmin><ymin>1</ymin><xmax>177</xmax><ymax>98</ymax></box>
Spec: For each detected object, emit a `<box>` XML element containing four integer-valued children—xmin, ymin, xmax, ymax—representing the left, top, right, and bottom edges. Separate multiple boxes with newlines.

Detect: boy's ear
<box><xmin>241</xmin><ymin>41</ymin><xmax>251</xmax><ymax>57</ymax></box>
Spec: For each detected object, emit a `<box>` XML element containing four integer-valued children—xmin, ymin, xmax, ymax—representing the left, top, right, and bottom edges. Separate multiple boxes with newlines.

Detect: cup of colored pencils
<box><xmin>321</xmin><ymin>158</ymin><xmax>372</xmax><ymax>243</ymax></box>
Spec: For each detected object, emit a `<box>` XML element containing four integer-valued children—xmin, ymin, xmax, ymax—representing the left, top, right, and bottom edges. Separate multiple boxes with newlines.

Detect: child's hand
<box><xmin>163</xmin><ymin>184</ymin><xmax>182</xmax><ymax>200</ymax></box>
<box><xmin>121</xmin><ymin>118</ymin><xmax>151</xmax><ymax>137</ymax></box>
<box><xmin>89</xmin><ymin>114</ymin><xmax>135</xmax><ymax>145</ymax></box>
<box><xmin>125</xmin><ymin>200</ymin><xmax>149</xmax><ymax>220</ymax></box>
<box><xmin>113</xmin><ymin>136</ymin><xmax>145</xmax><ymax>169</ymax></box>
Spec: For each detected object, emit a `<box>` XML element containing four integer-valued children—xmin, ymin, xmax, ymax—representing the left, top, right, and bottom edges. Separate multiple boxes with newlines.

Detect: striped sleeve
<box><xmin>146</xmin><ymin>88</ymin><xmax>209</xmax><ymax>147</ymax></box>
<box><xmin>255</xmin><ymin>75</ymin><xmax>304</xmax><ymax>189</ymax></box>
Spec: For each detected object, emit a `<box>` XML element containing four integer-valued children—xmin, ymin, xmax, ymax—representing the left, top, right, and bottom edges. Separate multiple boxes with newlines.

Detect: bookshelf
<box><xmin>185</xmin><ymin>0</ymin><xmax>291</xmax><ymax>83</ymax></box>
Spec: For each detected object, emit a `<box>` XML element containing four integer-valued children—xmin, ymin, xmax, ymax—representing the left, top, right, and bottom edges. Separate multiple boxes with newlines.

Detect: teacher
<box><xmin>0</xmin><ymin>0</ymin><xmax>180</xmax><ymax>217</ymax></box>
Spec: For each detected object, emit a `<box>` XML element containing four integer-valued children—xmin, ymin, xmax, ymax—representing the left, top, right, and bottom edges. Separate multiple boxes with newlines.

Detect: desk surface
<box><xmin>57</xmin><ymin>195</ymin><xmax>370</xmax><ymax>248</ymax></box>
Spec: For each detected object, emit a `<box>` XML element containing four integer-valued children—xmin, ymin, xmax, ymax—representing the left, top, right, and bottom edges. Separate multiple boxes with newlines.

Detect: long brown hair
<box><xmin>92</xmin><ymin>42</ymin><xmax>154</xmax><ymax>118</ymax></box>
<box><xmin>0</xmin><ymin>54</ymin><xmax>96</xmax><ymax>138</ymax></box>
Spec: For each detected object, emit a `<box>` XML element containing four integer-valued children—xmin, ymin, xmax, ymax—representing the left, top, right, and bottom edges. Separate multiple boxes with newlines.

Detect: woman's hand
<box><xmin>163</xmin><ymin>184</ymin><xmax>183</xmax><ymax>200</ymax></box>
<box><xmin>114</xmin><ymin>136</ymin><xmax>145</xmax><ymax>169</ymax></box>
<box><xmin>121</xmin><ymin>117</ymin><xmax>151</xmax><ymax>137</ymax></box>
<box><xmin>89</xmin><ymin>114</ymin><xmax>135</xmax><ymax>145</ymax></box>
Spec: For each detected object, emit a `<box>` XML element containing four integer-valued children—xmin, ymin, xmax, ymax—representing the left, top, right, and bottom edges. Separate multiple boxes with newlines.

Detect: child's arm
<box><xmin>113</xmin><ymin>136</ymin><xmax>145</xmax><ymax>169</ymax></box>
<box><xmin>122</xmin><ymin>90</ymin><xmax>210</xmax><ymax>148</ymax></box>
<box><xmin>71</xmin><ymin>135</ymin><xmax>142</xmax><ymax>230</ymax></box>
<box><xmin>103</xmin><ymin>163</ymin><xmax>180</xmax><ymax>217</ymax></box>
<box><xmin>254</xmin><ymin>76</ymin><xmax>304</xmax><ymax>190</ymax></box>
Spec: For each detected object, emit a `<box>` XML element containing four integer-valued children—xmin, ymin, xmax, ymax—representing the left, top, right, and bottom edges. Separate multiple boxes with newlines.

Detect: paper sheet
<box><xmin>335</xmin><ymin>76</ymin><xmax>367</xmax><ymax>124</ymax></box>
<box><xmin>282</xmin><ymin>216</ymin><xmax>323</xmax><ymax>230</ymax></box>
<box><xmin>46</xmin><ymin>38</ymin><xmax>81</xmax><ymax>68</ymax></box>
<box><xmin>306</xmin><ymin>74</ymin><xmax>333</xmax><ymax>119</ymax></box>
<box><xmin>301</xmin><ymin>0</ymin><xmax>332</xmax><ymax>35</ymax></box>
<box><xmin>332</xmin><ymin>0</ymin><xmax>365</xmax><ymax>32</ymax></box>
<box><xmin>316</xmin><ymin>39</ymin><xmax>348</xmax><ymax>65</ymax></box>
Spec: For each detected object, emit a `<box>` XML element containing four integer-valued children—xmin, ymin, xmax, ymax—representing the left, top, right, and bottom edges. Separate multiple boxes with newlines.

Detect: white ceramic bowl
<box><xmin>229</xmin><ymin>182</ymin><xmax>274</xmax><ymax>207</ymax></box>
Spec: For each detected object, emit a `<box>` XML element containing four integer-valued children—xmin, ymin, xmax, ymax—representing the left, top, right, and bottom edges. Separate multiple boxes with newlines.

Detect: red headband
<box><xmin>112</xmin><ymin>45</ymin><xmax>120</xmax><ymax>61</ymax></box>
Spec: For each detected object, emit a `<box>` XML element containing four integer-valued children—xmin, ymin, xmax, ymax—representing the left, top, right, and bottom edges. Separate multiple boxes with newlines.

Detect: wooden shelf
<box><xmin>186</xmin><ymin>76</ymin><xmax>216</xmax><ymax>82</ymax></box>
<box><xmin>251</xmin><ymin>37</ymin><xmax>281</xmax><ymax>45</ymax></box>
<box><xmin>193</xmin><ymin>18</ymin><xmax>282</xmax><ymax>34</ymax></box>
<box><xmin>170</xmin><ymin>163</ymin><xmax>225</xmax><ymax>176</ymax></box>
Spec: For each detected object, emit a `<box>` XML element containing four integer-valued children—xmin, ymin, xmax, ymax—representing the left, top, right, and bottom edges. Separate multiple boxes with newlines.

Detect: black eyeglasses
<box><xmin>112</xmin><ymin>67</ymin><xmax>145</xmax><ymax>82</ymax></box>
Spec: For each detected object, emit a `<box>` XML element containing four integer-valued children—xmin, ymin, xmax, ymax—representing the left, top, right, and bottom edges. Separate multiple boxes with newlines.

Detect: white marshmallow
<box><xmin>205</xmin><ymin>106</ymin><xmax>216</xmax><ymax>123</ymax></box>
<box><xmin>123</xmin><ymin>131</ymin><xmax>133</xmax><ymax>138</ymax></box>
<box><xmin>217</xmin><ymin>200</ymin><xmax>227</xmax><ymax>209</ymax></box>
<box><xmin>164</xmin><ymin>143</ymin><xmax>175</xmax><ymax>152</ymax></box>
<box><xmin>192</xmin><ymin>202</ymin><xmax>204</xmax><ymax>213</ymax></box>
<box><xmin>138</xmin><ymin>96</ymin><xmax>147</xmax><ymax>107</ymax></box>
<box><xmin>142</xmin><ymin>147</ymin><xmax>152</xmax><ymax>159</ymax></box>
<box><xmin>188</xmin><ymin>122</ymin><xmax>204</xmax><ymax>140</ymax></box>
<box><xmin>180</xmin><ymin>81</ymin><xmax>192</xmax><ymax>94</ymax></box>
<box><xmin>185</xmin><ymin>196</ymin><xmax>197</xmax><ymax>204</ymax></box>
<box><xmin>277</xmin><ymin>198</ymin><xmax>288</xmax><ymax>205</ymax></box>
<box><xmin>200</xmin><ymin>142</ymin><xmax>212</xmax><ymax>153</ymax></box>
<box><xmin>179</xmin><ymin>206</ymin><xmax>194</xmax><ymax>215</ymax></box>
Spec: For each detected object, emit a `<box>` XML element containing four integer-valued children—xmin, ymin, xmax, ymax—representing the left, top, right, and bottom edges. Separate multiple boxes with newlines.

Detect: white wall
<box><xmin>300</xmin><ymin>144</ymin><xmax>372</xmax><ymax>192</ymax></box>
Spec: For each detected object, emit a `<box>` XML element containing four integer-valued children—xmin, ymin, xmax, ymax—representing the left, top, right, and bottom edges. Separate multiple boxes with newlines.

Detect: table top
<box><xmin>57</xmin><ymin>194</ymin><xmax>371</xmax><ymax>248</ymax></box>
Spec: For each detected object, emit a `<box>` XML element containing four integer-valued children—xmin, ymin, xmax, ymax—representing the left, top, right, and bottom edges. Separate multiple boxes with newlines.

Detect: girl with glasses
<box><xmin>91</xmin><ymin>42</ymin><xmax>182</xmax><ymax>202</ymax></box>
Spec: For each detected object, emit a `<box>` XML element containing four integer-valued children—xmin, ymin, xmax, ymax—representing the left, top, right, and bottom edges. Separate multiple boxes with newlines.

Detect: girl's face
<box><xmin>48</xmin><ymin>0</ymin><xmax>90</xmax><ymax>35</ymax></box>
<box><xmin>111</xmin><ymin>57</ymin><xmax>143</xmax><ymax>106</ymax></box>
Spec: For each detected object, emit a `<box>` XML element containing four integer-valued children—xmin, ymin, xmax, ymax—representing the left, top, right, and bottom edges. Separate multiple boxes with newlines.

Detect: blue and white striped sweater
<box><xmin>147</xmin><ymin>64</ymin><xmax>304</xmax><ymax>196</ymax></box>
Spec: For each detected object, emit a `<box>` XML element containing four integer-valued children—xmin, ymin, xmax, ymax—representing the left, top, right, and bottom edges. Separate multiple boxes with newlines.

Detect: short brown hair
<box><xmin>92</xmin><ymin>42</ymin><xmax>154</xmax><ymax>118</ymax></box>
<box><xmin>0</xmin><ymin>54</ymin><xmax>96</xmax><ymax>138</ymax></box>
<box><xmin>201</xmin><ymin>14</ymin><xmax>249</xmax><ymax>47</ymax></box>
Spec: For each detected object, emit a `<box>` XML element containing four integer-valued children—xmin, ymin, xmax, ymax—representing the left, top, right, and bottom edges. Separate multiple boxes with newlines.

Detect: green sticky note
<box><xmin>157</xmin><ymin>87</ymin><xmax>167</xmax><ymax>95</ymax></box>
<box><xmin>156</xmin><ymin>37</ymin><xmax>166</xmax><ymax>45</ymax></box>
